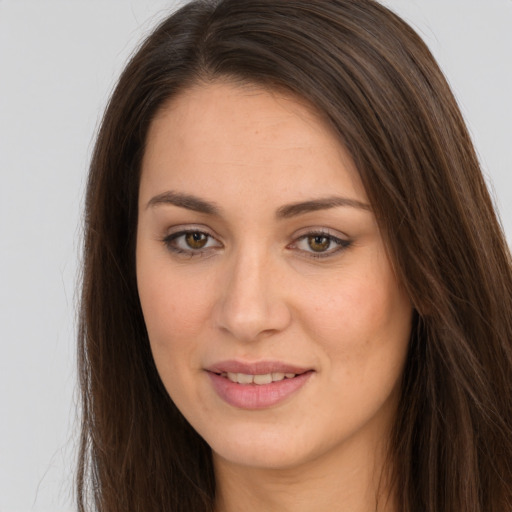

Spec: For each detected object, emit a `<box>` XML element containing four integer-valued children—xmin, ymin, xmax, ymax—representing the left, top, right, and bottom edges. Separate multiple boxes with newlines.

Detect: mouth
<box><xmin>205</xmin><ymin>360</ymin><xmax>314</xmax><ymax>409</ymax></box>
<box><xmin>214</xmin><ymin>371</ymin><xmax>305</xmax><ymax>385</ymax></box>
<box><xmin>206</xmin><ymin>359</ymin><xmax>311</xmax><ymax>376</ymax></box>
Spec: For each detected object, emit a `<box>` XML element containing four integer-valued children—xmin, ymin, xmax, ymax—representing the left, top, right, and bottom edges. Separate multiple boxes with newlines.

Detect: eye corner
<box><xmin>161</xmin><ymin>227</ymin><xmax>223</xmax><ymax>258</ymax></box>
<box><xmin>288</xmin><ymin>229</ymin><xmax>352</xmax><ymax>260</ymax></box>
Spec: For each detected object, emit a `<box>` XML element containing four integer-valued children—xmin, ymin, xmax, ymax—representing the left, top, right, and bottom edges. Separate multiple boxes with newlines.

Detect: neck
<box><xmin>213</xmin><ymin>433</ymin><xmax>396</xmax><ymax>512</ymax></box>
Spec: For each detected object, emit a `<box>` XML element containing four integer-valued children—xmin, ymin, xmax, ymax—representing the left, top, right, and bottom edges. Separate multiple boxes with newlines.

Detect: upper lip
<box><xmin>206</xmin><ymin>360</ymin><xmax>312</xmax><ymax>375</ymax></box>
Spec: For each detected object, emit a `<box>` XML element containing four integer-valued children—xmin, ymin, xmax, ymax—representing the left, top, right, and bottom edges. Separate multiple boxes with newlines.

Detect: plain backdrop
<box><xmin>0</xmin><ymin>1</ymin><xmax>510</xmax><ymax>511</ymax></box>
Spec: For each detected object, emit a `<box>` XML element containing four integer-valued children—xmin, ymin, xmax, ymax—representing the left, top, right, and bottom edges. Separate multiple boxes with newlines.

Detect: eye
<box><xmin>162</xmin><ymin>229</ymin><xmax>222</xmax><ymax>256</ymax></box>
<box><xmin>305</xmin><ymin>235</ymin><xmax>332</xmax><ymax>252</ymax></box>
<box><xmin>183</xmin><ymin>232</ymin><xmax>209</xmax><ymax>249</ymax></box>
<box><xmin>291</xmin><ymin>231</ymin><xmax>351</xmax><ymax>258</ymax></box>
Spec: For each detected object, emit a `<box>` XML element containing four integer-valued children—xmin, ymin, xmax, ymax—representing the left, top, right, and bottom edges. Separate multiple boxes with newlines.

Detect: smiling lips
<box><xmin>222</xmin><ymin>371</ymin><xmax>298</xmax><ymax>384</ymax></box>
<box><xmin>206</xmin><ymin>360</ymin><xmax>313</xmax><ymax>409</ymax></box>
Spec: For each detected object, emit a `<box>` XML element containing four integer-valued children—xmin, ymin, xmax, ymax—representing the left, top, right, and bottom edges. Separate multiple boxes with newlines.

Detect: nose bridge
<box><xmin>215</xmin><ymin>242</ymin><xmax>290</xmax><ymax>342</ymax></box>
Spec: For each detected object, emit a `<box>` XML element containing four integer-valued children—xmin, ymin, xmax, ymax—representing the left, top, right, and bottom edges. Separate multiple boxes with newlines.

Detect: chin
<box><xmin>203</xmin><ymin>420</ymin><xmax>331</xmax><ymax>471</ymax></box>
<box><xmin>212</xmin><ymin>438</ymin><xmax>311</xmax><ymax>471</ymax></box>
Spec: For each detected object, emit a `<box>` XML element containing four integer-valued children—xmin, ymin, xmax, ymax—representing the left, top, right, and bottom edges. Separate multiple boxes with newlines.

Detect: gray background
<box><xmin>0</xmin><ymin>1</ymin><xmax>510</xmax><ymax>511</ymax></box>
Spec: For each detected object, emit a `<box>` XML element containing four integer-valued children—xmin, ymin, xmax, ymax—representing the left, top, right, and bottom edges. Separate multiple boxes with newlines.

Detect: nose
<box><xmin>213</xmin><ymin>247</ymin><xmax>292</xmax><ymax>342</ymax></box>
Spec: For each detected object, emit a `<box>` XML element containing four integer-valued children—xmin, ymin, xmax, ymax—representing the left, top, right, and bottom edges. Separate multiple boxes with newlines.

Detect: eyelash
<box><xmin>161</xmin><ymin>229</ymin><xmax>351</xmax><ymax>259</ymax></box>
<box><xmin>290</xmin><ymin>231</ymin><xmax>351</xmax><ymax>259</ymax></box>
<box><xmin>162</xmin><ymin>229</ymin><xmax>221</xmax><ymax>258</ymax></box>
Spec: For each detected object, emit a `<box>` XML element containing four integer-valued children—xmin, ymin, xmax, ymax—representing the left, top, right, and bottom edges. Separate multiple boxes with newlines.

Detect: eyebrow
<box><xmin>146</xmin><ymin>191</ymin><xmax>371</xmax><ymax>217</ymax></box>
<box><xmin>146</xmin><ymin>191</ymin><xmax>221</xmax><ymax>215</ymax></box>
<box><xmin>276</xmin><ymin>196</ymin><xmax>371</xmax><ymax>218</ymax></box>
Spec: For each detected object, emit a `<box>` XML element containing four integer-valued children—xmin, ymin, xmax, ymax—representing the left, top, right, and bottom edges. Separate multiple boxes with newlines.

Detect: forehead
<box><xmin>140</xmin><ymin>80</ymin><xmax>367</xmax><ymax>207</ymax></box>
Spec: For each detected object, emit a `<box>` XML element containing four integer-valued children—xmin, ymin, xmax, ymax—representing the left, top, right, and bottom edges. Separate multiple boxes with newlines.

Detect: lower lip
<box><xmin>207</xmin><ymin>371</ymin><xmax>313</xmax><ymax>410</ymax></box>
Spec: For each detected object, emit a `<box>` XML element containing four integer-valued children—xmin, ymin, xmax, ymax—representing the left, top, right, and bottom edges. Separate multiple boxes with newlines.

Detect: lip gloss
<box><xmin>207</xmin><ymin>370</ymin><xmax>313</xmax><ymax>409</ymax></box>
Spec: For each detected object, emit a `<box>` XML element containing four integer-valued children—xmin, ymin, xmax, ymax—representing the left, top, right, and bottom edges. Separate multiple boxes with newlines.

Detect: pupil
<box><xmin>186</xmin><ymin>232</ymin><xmax>207</xmax><ymax>249</ymax></box>
<box><xmin>309</xmin><ymin>235</ymin><xmax>329</xmax><ymax>252</ymax></box>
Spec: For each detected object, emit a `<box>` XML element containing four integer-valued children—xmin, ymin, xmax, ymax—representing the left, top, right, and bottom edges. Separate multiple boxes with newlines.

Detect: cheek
<box><xmin>296</xmin><ymin>258</ymin><xmax>412</xmax><ymax>371</ymax></box>
<box><xmin>136</xmin><ymin>251</ymin><xmax>215</xmax><ymax>369</ymax></box>
<box><xmin>137</xmin><ymin>268</ymin><xmax>215</xmax><ymax>416</ymax></box>
<box><xmin>297</xmin><ymin>266</ymin><xmax>412</xmax><ymax>429</ymax></box>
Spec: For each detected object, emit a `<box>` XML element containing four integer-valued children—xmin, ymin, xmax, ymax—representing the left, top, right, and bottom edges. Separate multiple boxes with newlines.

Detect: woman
<box><xmin>77</xmin><ymin>0</ymin><xmax>512</xmax><ymax>511</ymax></box>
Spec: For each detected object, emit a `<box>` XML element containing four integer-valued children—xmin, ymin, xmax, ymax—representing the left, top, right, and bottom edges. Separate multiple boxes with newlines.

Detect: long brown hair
<box><xmin>77</xmin><ymin>1</ymin><xmax>512</xmax><ymax>510</ymax></box>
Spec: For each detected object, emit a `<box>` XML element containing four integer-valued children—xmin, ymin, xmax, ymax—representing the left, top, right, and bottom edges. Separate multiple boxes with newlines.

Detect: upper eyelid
<box><xmin>165</xmin><ymin>230</ymin><xmax>222</xmax><ymax>247</ymax></box>
<box><xmin>164</xmin><ymin>225</ymin><xmax>222</xmax><ymax>242</ymax></box>
<box><xmin>165</xmin><ymin>223</ymin><xmax>216</xmax><ymax>235</ymax></box>
<box><xmin>162</xmin><ymin>222</ymin><xmax>347</xmax><ymax>236</ymax></box>
<box><xmin>161</xmin><ymin>225</ymin><xmax>350</xmax><ymax>247</ymax></box>
<box><xmin>291</xmin><ymin>233</ymin><xmax>348</xmax><ymax>249</ymax></box>
<box><xmin>291</xmin><ymin>226</ymin><xmax>349</xmax><ymax>240</ymax></box>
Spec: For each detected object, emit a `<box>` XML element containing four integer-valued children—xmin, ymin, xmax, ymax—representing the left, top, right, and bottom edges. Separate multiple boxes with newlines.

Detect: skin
<box><xmin>136</xmin><ymin>81</ymin><xmax>413</xmax><ymax>512</ymax></box>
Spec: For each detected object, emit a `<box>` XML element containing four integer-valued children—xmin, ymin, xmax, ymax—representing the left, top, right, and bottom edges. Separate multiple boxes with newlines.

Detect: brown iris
<box><xmin>308</xmin><ymin>235</ymin><xmax>331</xmax><ymax>252</ymax></box>
<box><xmin>185</xmin><ymin>232</ymin><xmax>208</xmax><ymax>249</ymax></box>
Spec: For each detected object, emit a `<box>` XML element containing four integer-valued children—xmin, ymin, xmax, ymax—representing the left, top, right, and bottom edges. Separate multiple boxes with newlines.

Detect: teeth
<box><xmin>223</xmin><ymin>372</ymin><xmax>297</xmax><ymax>384</ymax></box>
<box><xmin>237</xmin><ymin>373</ymin><xmax>254</xmax><ymax>384</ymax></box>
<box><xmin>253</xmin><ymin>373</ymin><xmax>272</xmax><ymax>385</ymax></box>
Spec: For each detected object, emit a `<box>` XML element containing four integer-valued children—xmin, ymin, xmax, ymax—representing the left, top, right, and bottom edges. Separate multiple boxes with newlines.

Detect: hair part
<box><xmin>78</xmin><ymin>1</ymin><xmax>512</xmax><ymax>510</ymax></box>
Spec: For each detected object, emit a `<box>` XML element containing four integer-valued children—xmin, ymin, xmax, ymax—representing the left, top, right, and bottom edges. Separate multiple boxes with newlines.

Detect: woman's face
<box><xmin>136</xmin><ymin>81</ymin><xmax>413</xmax><ymax>472</ymax></box>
